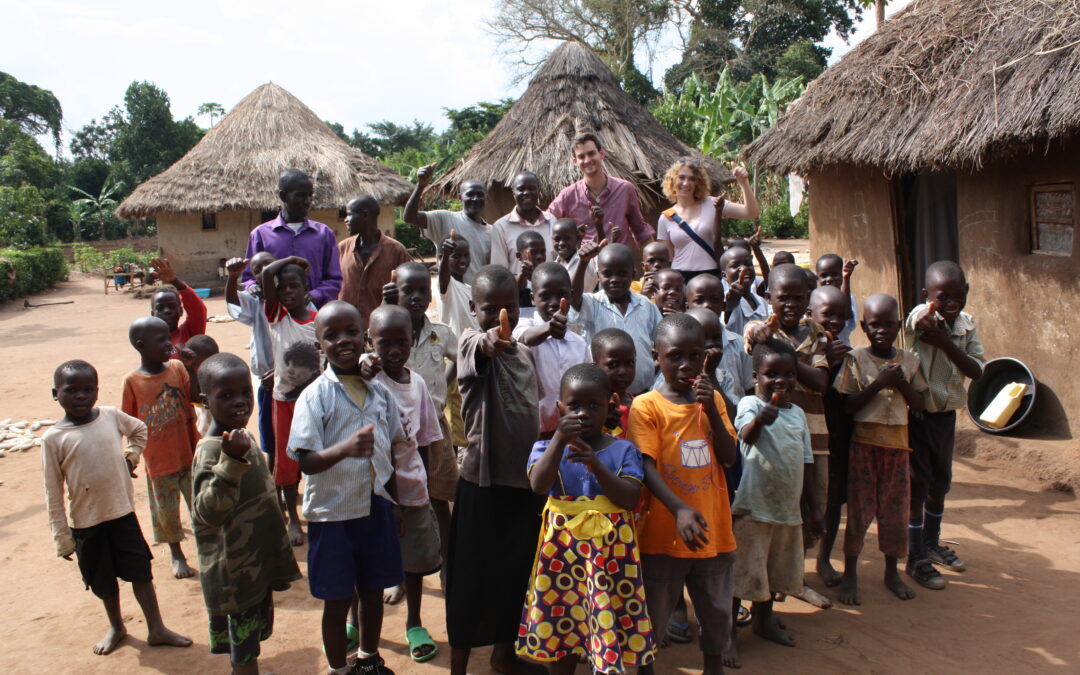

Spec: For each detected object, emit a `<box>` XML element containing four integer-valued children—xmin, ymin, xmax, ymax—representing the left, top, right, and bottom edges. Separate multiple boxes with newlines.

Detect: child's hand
<box><xmin>704</xmin><ymin>346</ymin><xmax>723</xmax><ymax>375</ymax></box>
<box><xmin>125</xmin><ymin>458</ymin><xmax>137</xmax><ymax>478</ymax></box>
<box><xmin>178</xmin><ymin>345</ymin><xmax>197</xmax><ymax>368</ymax></box>
<box><xmin>479</xmin><ymin>325</ymin><xmax>512</xmax><ymax>359</ymax></box>
<box><xmin>226</xmin><ymin>257</ymin><xmax>248</xmax><ymax>277</ymax></box>
<box><xmin>745</xmin><ymin>318</ymin><xmax>775</xmax><ymax>346</ymax></box>
<box><xmin>604</xmin><ymin>394</ymin><xmax>622</xmax><ymax>431</ymax></box>
<box><xmin>343</xmin><ymin>424</ymin><xmax>376</xmax><ymax>458</ymax></box>
<box><xmin>640</xmin><ymin>270</ymin><xmax>657</xmax><ymax>298</ymax></box>
<box><xmin>824</xmin><ymin>333</ymin><xmax>850</xmax><ymax>368</ymax></box>
<box><xmin>694</xmin><ymin>370</ymin><xmax>716</xmax><ymax>408</ymax></box>
<box><xmin>381</xmin><ymin>282</ymin><xmax>399</xmax><ymax>306</ymax></box>
<box><xmin>578</xmin><ymin>238</ymin><xmax>607</xmax><ymax>262</ymax></box>
<box><xmin>440</xmin><ymin>236</ymin><xmax>457</xmax><ymax>259</ymax></box>
<box><xmin>748</xmin><ymin>223</ymin><xmax>763</xmax><ymax>249</ymax></box>
<box><xmin>607</xmin><ymin>223</ymin><xmax>622</xmax><ymax>244</ymax></box>
<box><xmin>675</xmin><ymin>505</ymin><xmax>710</xmax><ymax>551</ymax></box>
<box><xmin>359</xmin><ymin>354</ymin><xmax>381</xmax><ymax>379</ymax></box>
<box><xmin>589</xmin><ymin>205</ymin><xmax>604</xmax><ymax>227</ymax></box>
<box><xmin>553</xmin><ymin>406</ymin><xmax>585</xmax><ymax>445</ymax></box>
<box><xmin>875</xmin><ymin>362</ymin><xmax>905</xmax><ymax>389</ymax></box>
<box><xmin>724</xmin><ymin>280</ymin><xmax>744</xmax><ymax>310</ymax></box>
<box><xmin>843</xmin><ymin>258</ymin><xmax>858</xmax><ymax>279</ymax></box>
<box><xmin>150</xmin><ymin>257</ymin><xmax>177</xmax><ymax>284</ymax></box>
<box><xmin>548</xmin><ymin>298</ymin><xmax>569</xmax><ymax>340</ymax></box>
<box><xmin>221</xmin><ymin>429</ymin><xmax>251</xmax><ymax>460</ymax></box>
<box><xmin>757</xmin><ymin>399</ymin><xmax>780</xmax><ymax>426</ymax></box>
<box><xmin>260</xmin><ymin>370</ymin><xmax>275</xmax><ymax>391</ymax></box>
<box><xmin>287</xmin><ymin>256</ymin><xmax>311</xmax><ymax>272</ymax></box>
<box><xmin>416</xmin><ymin>163</ymin><xmax>436</xmax><ymax>187</ymax></box>
<box><xmin>565</xmin><ymin>438</ymin><xmax>600</xmax><ymax>471</ymax></box>
<box><xmin>518</xmin><ymin>258</ymin><xmax>535</xmax><ymax>285</ymax></box>
<box><xmin>393</xmin><ymin>505</ymin><xmax>406</xmax><ymax>537</ymax></box>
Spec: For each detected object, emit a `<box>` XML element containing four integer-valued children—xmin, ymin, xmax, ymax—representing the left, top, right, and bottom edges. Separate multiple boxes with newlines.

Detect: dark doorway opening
<box><xmin>893</xmin><ymin>170</ymin><xmax>959</xmax><ymax>312</ymax></box>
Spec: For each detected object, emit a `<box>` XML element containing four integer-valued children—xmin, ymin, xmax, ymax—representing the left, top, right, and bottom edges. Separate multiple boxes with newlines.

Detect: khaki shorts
<box><xmin>733</xmin><ymin>516</ymin><xmax>803</xmax><ymax>602</ymax></box>
<box><xmin>428</xmin><ymin>416</ymin><xmax>460</xmax><ymax>502</ymax></box>
<box><xmin>399</xmin><ymin>503</ymin><xmax>442</xmax><ymax>576</ymax></box>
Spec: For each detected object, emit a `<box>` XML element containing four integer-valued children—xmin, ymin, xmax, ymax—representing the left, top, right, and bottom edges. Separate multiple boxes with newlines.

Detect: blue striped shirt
<box><xmin>287</xmin><ymin>368</ymin><xmax>402</xmax><ymax>522</ymax></box>
<box><xmin>570</xmin><ymin>290</ymin><xmax>661</xmax><ymax>395</ymax></box>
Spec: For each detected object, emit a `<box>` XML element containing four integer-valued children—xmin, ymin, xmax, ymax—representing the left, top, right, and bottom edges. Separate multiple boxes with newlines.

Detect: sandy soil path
<box><xmin>1</xmin><ymin>277</ymin><xmax>1077</xmax><ymax>674</ymax></box>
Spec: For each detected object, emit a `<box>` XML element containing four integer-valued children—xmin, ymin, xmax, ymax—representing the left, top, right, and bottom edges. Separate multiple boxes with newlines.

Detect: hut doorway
<box><xmin>893</xmin><ymin>170</ymin><xmax>958</xmax><ymax>310</ymax></box>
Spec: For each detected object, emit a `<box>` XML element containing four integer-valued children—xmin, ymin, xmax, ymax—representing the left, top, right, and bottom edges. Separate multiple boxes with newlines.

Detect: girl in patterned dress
<box><xmin>518</xmin><ymin>364</ymin><xmax>656</xmax><ymax>673</ymax></box>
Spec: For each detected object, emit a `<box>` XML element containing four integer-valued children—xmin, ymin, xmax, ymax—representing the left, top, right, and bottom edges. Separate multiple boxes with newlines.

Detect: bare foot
<box><xmin>817</xmin><ymin>556</ymin><xmax>842</xmax><ymax>587</ymax></box>
<box><xmin>793</xmin><ymin>585</ymin><xmax>832</xmax><ymax>609</ymax></box>
<box><xmin>885</xmin><ymin>572</ymin><xmax>916</xmax><ymax>600</ymax></box>
<box><xmin>383</xmin><ymin>584</ymin><xmax>405</xmax><ymax>605</ymax></box>
<box><xmin>837</xmin><ymin>575</ymin><xmax>861</xmax><ymax>606</ymax></box>
<box><xmin>288</xmin><ymin>520</ymin><xmax>305</xmax><ymax>547</ymax></box>
<box><xmin>93</xmin><ymin>625</ymin><xmax>127</xmax><ymax>655</ymax></box>
<box><xmin>752</xmin><ymin>614</ymin><xmax>796</xmax><ymax>647</ymax></box>
<box><xmin>721</xmin><ymin>639</ymin><xmax>741</xmax><ymax>668</ymax></box>
<box><xmin>147</xmin><ymin>626</ymin><xmax>193</xmax><ymax>648</ymax></box>
<box><xmin>171</xmin><ymin>557</ymin><xmax>196</xmax><ymax>579</ymax></box>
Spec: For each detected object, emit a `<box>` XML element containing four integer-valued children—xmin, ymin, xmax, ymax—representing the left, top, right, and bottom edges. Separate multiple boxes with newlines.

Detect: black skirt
<box><xmin>445</xmin><ymin>478</ymin><xmax>546</xmax><ymax>649</ymax></box>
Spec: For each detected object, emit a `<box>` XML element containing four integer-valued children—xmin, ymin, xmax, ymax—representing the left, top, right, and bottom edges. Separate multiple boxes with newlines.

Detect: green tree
<box><xmin>71</xmin><ymin>177</ymin><xmax>123</xmax><ymax>242</ymax></box>
<box><xmin>0</xmin><ymin>119</ymin><xmax>59</xmax><ymax>190</ymax></box>
<box><xmin>110</xmin><ymin>82</ymin><xmax>204</xmax><ymax>187</ymax></box>
<box><xmin>69</xmin><ymin>108</ymin><xmax>124</xmax><ymax>161</ymax></box>
<box><xmin>0</xmin><ymin>72</ymin><xmax>63</xmax><ymax>149</ymax></box>
<box><xmin>197</xmin><ymin>102</ymin><xmax>225</xmax><ymax>127</ymax></box>
<box><xmin>664</xmin><ymin>0</ymin><xmax>860</xmax><ymax>88</ymax></box>
<box><xmin>0</xmin><ymin>184</ymin><xmax>49</xmax><ymax>248</ymax></box>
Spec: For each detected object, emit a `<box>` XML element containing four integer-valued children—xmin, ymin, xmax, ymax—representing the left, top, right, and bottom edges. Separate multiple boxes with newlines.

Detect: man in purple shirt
<box><xmin>548</xmin><ymin>132</ymin><xmax>655</xmax><ymax>249</ymax></box>
<box><xmin>242</xmin><ymin>168</ymin><xmax>343</xmax><ymax>306</ymax></box>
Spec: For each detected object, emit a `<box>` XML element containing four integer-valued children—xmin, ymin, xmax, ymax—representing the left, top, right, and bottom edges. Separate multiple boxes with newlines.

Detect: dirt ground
<box><xmin>2</xmin><ymin>276</ymin><xmax>1078</xmax><ymax>674</ymax></box>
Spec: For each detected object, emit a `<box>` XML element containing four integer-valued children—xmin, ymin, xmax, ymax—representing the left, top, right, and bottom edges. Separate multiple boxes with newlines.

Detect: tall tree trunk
<box><xmin>875</xmin><ymin>0</ymin><xmax>885</xmax><ymax>28</ymax></box>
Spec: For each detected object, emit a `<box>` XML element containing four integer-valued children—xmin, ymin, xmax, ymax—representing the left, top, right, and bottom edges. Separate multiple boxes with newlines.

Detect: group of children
<box><xmin>42</xmin><ymin>211</ymin><xmax>984</xmax><ymax>674</ymax></box>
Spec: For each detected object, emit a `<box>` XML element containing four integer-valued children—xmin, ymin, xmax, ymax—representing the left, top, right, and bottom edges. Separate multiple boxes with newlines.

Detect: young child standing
<box><xmin>446</xmin><ymin>264</ymin><xmax>546</xmax><ymax>675</ymax></box>
<box><xmin>389</xmin><ymin>261</ymin><xmax>460</xmax><ymax>592</ymax></box>
<box><xmin>551</xmin><ymin>217</ymin><xmax>598</xmax><ymax>294</ymax></box>
<box><xmin>515</xmin><ymin>229</ymin><xmax>547</xmax><ymax>320</ymax></box>
<box><xmin>43</xmin><ymin>360</ymin><xmax>192</xmax><ymax>656</ymax></box>
<box><xmin>514</xmin><ymin>262</ymin><xmax>589</xmax><ymax>437</ymax></box>
<box><xmin>685</xmin><ymin>273</ymin><xmax>755</xmax><ymax>404</ymax></box>
<box><xmin>289</xmin><ymin>300</ymin><xmax>405</xmax><ymax>675</ymax></box>
<box><xmin>833</xmin><ymin>294</ymin><xmax>927</xmax><ymax>605</ymax></box>
<box><xmin>438</xmin><ymin>232</ymin><xmax>479</xmax><ymax>336</ymax></box>
<box><xmin>519</xmin><ymin>364</ymin><xmax>656</xmax><ymax>673</ymax></box>
<box><xmin>366</xmin><ymin>304</ymin><xmax>445</xmax><ymax>664</ymax></box>
<box><xmin>149</xmin><ymin>257</ymin><xmax>208</xmax><ymax>357</ymax></box>
<box><xmin>904</xmin><ymin>261</ymin><xmax>984</xmax><ymax>589</ymax></box>
<box><xmin>654</xmin><ymin>268</ymin><xmax>687</xmax><ymax>316</ymax></box>
<box><xmin>731</xmin><ymin>339</ymin><xmax>819</xmax><ymax>659</ymax></box>
<box><xmin>629</xmin><ymin>313</ymin><xmax>739</xmax><ymax>675</ymax></box>
<box><xmin>122</xmin><ymin>316</ymin><xmax>201</xmax><ymax>579</ymax></box>
<box><xmin>191</xmin><ymin>353</ymin><xmax>301</xmax><ymax>674</ymax></box>
<box><xmin>590</xmin><ymin>328</ymin><xmax>637</xmax><ymax>438</ymax></box>
<box><xmin>226</xmin><ymin>252</ymin><xmax>290</xmax><ymax>466</ymax></box>
<box><xmin>570</xmin><ymin>242</ymin><xmax>662</xmax><ymax>396</ymax></box>
<box><xmin>180</xmin><ymin>334</ymin><xmax>220</xmax><ymax>437</ymax></box>
<box><xmin>719</xmin><ymin>246</ymin><xmax>769</xmax><ymax>337</ymax></box>
<box><xmin>815</xmin><ymin>254</ymin><xmax>859</xmax><ymax>345</ymax></box>
<box><xmin>631</xmin><ymin>240</ymin><xmax>673</xmax><ymax>297</ymax></box>
<box><xmin>808</xmin><ymin>285</ymin><xmax>854</xmax><ymax>587</ymax></box>
<box><xmin>262</xmin><ymin>255</ymin><xmax>320</xmax><ymax>547</ymax></box>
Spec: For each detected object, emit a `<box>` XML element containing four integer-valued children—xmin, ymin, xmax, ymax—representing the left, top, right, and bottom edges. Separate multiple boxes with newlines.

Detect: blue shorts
<box><xmin>307</xmin><ymin>496</ymin><xmax>404</xmax><ymax>600</ymax></box>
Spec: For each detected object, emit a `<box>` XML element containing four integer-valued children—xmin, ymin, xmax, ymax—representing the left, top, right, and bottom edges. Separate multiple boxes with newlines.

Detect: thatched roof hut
<box><xmin>116</xmin><ymin>83</ymin><xmax>412</xmax><ymax>280</ymax></box>
<box><xmin>433</xmin><ymin>41</ymin><xmax>733</xmax><ymax>222</ymax></box>
<box><xmin>745</xmin><ymin>0</ymin><xmax>1080</xmax><ymax>174</ymax></box>
<box><xmin>117</xmin><ymin>83</ymin><xmax>412</xmax><ymax>217</ymax></box>
<box><xmin>746</xmin><ymin>0</ymin><xmax>1080</xmax><ymax>437</ymax></box>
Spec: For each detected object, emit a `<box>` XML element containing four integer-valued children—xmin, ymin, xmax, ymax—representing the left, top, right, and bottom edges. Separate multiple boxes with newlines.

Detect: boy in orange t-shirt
<box><xmin>628</xmin><ymin>313</ymin><xmax>738</xmax><ymax>675</ymax></box>
<box><xmin>121</xmin><ymin>316</ymin><xmax>201</xmax><ymax>579</ymax></box>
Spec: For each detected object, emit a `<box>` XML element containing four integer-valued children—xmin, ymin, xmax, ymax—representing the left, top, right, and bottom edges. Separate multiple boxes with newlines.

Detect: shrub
<box><xmin>394</xmin><ymin>220</ymin><xmax>435</xmax><ymax>257</ymax></box>
<box><xmin>759</xmin><ymin>200</ymin><xmax>809</xmax><ymax>239</ymax></box>
<box><xmin>72</xmin><ymin>241</ymin><xmax>106</xmax><ymax>274</ymax></box>
<box><xmin>0</xmin><ymin>185</ymin><xmax>49</xmax><ymax>248</ymax></box>
<box><xmin>0</xmin><ymin>246</ymin><xmax>68</xmax><ymax>301</ymax></box>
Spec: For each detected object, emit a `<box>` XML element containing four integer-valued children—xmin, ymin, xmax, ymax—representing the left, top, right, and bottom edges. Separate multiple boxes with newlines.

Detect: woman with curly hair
<box><xmin>657</xmin><ymin>159</ymin><xmax>760</xmax><ymax>283</ymax></box>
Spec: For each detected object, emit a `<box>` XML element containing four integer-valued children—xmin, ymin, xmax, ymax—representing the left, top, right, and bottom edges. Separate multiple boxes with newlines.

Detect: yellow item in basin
<box><xmin>979</xmin><ymin>382</ymin><xmax>1028</xmax><ymax>429</ymax></box>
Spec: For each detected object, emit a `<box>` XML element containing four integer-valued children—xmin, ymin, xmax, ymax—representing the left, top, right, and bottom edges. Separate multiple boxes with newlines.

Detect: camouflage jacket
<box><xmin>192</xmin><ymin>437</ymin><xmax>301</xmax><ymax>615</ymax></box>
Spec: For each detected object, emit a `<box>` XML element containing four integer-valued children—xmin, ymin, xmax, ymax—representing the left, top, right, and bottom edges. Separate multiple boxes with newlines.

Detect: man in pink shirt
<box><xmin>547</xmin><ymin>132</ymin><xmax>655</xmax><ymax>249</ymax></box>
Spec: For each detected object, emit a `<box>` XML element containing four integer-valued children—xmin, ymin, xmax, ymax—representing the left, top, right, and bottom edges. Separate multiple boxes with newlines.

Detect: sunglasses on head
<box><xmin>677</xmin><ymin>157</ymin><xmax>703</xmax><ymax>166</ymax></box>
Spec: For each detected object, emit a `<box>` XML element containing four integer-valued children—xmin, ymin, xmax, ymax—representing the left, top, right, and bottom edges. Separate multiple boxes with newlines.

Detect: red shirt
<box><xmin>121</xmin><ymin>361</ymin><xmax>200</xmax><ymax>479</ymax></box>
<box><xmin>169</xmin><ymin>285</ymin><xmax>208</xmax><ymax>358</ymax></box>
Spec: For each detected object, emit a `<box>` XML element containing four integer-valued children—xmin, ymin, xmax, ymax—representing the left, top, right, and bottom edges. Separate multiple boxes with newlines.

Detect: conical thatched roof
<box><xmin>117</xmin><ymin>83</ymin><xmax>412</xmax><ymax>218</ymax></box>
<box><xmin>432</xmin><ymin>42</ymin><xmax>732</xmax><ymax>210</ymax></box>
<box><xmin>745</xmin><ymin>0</ymin><xmax>1080</xmax><ymax>174</ymax></box>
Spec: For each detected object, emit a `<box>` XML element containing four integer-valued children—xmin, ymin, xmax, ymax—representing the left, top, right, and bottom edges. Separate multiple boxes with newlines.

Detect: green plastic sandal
<box><xmin>406</xmin><ymin>625</ymin><xmax>438</xmax><ymax>663</ymax></box>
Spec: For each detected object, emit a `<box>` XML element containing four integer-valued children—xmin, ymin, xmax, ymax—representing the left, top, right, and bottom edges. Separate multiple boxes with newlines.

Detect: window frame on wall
<box><xmin>1028</xmin><ymin>182</ymin><xmax>1075</xmax><ymax>257</ymax></box>
<box><xmin>201</xmin><ymin>212</ymin><xmax>217</xmax><ymax>231</ymax></box>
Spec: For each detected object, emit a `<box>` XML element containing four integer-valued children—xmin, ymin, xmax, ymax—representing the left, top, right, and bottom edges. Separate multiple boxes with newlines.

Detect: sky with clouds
<box><xmin>5</xmin><ymin>0</ymin><xmax>910</xmax><ymax>156</ymax></box>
